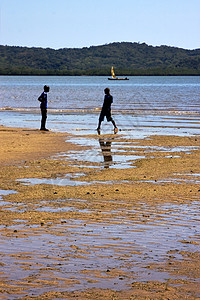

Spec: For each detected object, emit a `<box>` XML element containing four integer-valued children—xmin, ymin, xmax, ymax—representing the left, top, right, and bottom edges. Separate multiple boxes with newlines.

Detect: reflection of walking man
<box><xmin>99</xmin><ymin>138</ymin><xmax>112</xmax><ymax>169</ymax></box>
<box><xmin>38</xmin><ymin>85</ymin><xmax>50</xmax><ymax>131</ymax></box>
<box><xmin>97</xmin><ymin>88</ymin><xmax>118</xmax><ymax>134</ymax></box>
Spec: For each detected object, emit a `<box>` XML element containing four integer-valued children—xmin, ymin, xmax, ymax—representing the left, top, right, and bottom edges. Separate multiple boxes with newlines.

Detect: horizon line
<box><xmin>1</xmin><ymin>41</ymin><xmax>199</xmax><ymax>51</ymax></box>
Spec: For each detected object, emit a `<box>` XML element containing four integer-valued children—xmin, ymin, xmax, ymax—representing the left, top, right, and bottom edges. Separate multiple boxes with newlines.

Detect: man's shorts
<box><xmin>99</xmin><ymin>109</ymin><xmax>113</xmax><ymax>122</ymax></box>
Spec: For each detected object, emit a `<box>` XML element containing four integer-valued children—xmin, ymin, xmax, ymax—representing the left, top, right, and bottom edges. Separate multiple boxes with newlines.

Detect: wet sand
<box><xmin>0</xmin><ymin>125</ymin><xmax>199</xmax><ymax>299</ymax></box>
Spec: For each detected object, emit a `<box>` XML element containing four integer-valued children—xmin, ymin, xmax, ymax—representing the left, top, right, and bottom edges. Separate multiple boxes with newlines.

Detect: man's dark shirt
<box><xmin>102</xmin><ymin>94</ymin><xmax>113</xmax><ymax>111</ymax></box>
<box><xmin>38</xmin><ymin>92</ymin><xmax>47</xmax><ymax>110</ymax></box>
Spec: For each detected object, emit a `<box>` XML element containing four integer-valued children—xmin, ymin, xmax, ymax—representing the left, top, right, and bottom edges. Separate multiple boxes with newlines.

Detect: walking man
<box><xmin>97</xmin><ymin>88</ymin><xmax>118</xmax><ymax>134</ymax></box>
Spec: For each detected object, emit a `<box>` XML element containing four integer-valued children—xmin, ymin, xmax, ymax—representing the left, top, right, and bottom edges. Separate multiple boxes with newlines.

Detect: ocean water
<box><xmin>0</xmin><ymin>76</ymin><xmax>199</xmax><ymax>138</ymax></box>
<box><xmin>0</xmin><ymin>75</ymin><xmax>200</xmax><ymax>112</ymax></box>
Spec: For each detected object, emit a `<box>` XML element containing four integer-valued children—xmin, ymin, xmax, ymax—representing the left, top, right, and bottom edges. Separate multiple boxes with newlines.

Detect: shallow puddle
<box><xmin>55</xmin><ymin>135</ymin><xmax>199</xmax><ymax>170</ymax></box>
<box><xmin>16</xmin><ymin>177</ymin><xmax>130</xmax><ymax>187</ymax></box>
<box><xmin>0</xmin><ymin>190</ymin><xmax>18</xmax><ymax>207</ymax></box>
<box><xmin>141</xmin><ymin>176</ymin><xmax>200</xmax><ymax>184</ymax></box>
<box><xmin>57</xmin><ymin>137</ymin><xmax>143</xmax><ymax>169</ymax></box>
<box><xmin>16</xmin><ymin>176</ymin><xmax>90</xmax><ymax>186</ymax></box>
<box><xmin>0</xmin><ymin>189</ymin><xmax>17</xmax><ymax>197</ymax></box>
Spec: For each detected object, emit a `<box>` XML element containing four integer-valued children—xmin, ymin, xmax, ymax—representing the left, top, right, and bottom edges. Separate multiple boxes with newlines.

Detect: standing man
<box><xmin>38</xmin><ymin>85</ymin><xmax>50</xmax><ymax>131</ymax></box>
<box><xmin>97</xmin><ymin>88</ymin><xmax>118</xmax><ymax>134</ymax></box>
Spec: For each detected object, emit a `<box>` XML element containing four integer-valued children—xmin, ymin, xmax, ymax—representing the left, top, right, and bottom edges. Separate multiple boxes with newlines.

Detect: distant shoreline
<box><xmin>1</xmin><ymin>74</ymin><xmax>200</xmax><ymax>76</ymax></box>
<box><xmin>1</xmin><ymin>42</ymin><xmax>200</xmax><ymax>76</ymax></box>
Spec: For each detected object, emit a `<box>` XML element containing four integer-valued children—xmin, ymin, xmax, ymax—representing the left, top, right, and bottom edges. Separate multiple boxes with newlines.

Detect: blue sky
<box><xmin>0</xmin><ymin>0</ymin><xmax>199</xmax><ymax>50</ymax></box>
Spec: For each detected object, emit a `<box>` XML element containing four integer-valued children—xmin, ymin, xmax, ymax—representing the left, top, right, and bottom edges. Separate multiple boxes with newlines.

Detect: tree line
<box><xmin>0</xmin><ymin>42</ymin><xmax>200</xmax><ymax>75</ymax></box>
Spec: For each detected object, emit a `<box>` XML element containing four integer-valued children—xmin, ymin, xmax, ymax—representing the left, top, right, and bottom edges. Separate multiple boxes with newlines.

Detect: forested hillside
<box><xmin>0</xmin><ymin>42</ymin><xmax>200</xmax><ymax>75</ymax></box>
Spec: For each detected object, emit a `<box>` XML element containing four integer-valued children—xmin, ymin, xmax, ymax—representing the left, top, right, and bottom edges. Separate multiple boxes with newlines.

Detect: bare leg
<box><xmin>111</xmin><ymin>119</ymin><xmax>118</xmax><ymax>133</ymax></box>
<box><xmin>111</xmin><ymin>119</ymin><xmax>117</xmax><ymax>128</ymax></box>
<box><xmin>97</xmin><ymin>120</ymin><xmax>101</xmax><ymax>134</ymax></box>
<box><xmin>97</xmin><ymin>120</ymin><xmax>101</xmax><ymax>129</ymax></box>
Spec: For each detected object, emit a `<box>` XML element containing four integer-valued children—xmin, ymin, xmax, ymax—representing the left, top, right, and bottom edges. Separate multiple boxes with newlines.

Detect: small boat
<box><xmin>108</xmin><ymin>66</ymin><xmax>129</xmax><ymax>80</ymax></box>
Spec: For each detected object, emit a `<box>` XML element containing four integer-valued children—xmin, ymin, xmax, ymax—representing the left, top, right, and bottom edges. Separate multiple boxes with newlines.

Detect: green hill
<box><xmin>0</xmin><ymin>42</ymin><xmax>200</xmax><ymax>75</ymax></box>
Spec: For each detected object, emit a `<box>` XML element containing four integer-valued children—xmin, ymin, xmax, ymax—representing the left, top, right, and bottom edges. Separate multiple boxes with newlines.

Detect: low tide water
<box><xmin>0</xmin><ymin>76</ymin><xmax>200</xmax><ymax>112</ymax></box>
<box><xmin>0</xmin><ymin>75</ymin><xmax>200</xmax><ymax>134</ymax></box>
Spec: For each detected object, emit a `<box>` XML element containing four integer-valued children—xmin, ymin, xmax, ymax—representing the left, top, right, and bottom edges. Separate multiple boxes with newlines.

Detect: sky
<box><xmin>0</xmin><ymin>0</ymin><xmax>200</xmax><ymax>50</ymax></box>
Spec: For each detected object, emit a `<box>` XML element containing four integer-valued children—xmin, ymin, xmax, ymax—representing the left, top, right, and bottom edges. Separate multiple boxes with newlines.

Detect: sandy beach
<box><xmin>0</xmin><ymin>125</ymin><xmax>199</xmax><ymax>299</ymax></box>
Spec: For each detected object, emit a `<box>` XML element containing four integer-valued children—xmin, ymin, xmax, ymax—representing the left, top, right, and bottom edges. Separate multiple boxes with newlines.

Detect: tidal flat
<box><xmin>0</xmin><ymin>125</ymin><xmax>199</xmax><ymax>300</ymax></box>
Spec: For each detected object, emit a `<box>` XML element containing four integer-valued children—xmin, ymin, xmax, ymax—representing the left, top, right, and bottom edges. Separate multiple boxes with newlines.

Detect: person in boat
<box><xmin>97</xmin><ymin>88</ymin><xmax>118</xmax><ymax>134</ymax></box>
<box><xmin>38</xmin><ymin>85</ymin><xmax>50</xmax><ymax>131</ymax></box>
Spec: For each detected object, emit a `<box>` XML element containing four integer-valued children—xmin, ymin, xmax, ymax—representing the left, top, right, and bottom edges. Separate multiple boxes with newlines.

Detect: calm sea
<box><xmin>0</xmin><ymin>76</ymin><xmax>199</xmax><ymax>137</ymax></box>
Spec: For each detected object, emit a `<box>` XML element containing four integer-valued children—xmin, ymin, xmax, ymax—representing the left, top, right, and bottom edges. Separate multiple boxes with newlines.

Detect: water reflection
<box><xmin>99</xmin><ymin>137</ymin><xmax>113</xmax><ymax>168</ymax></box>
